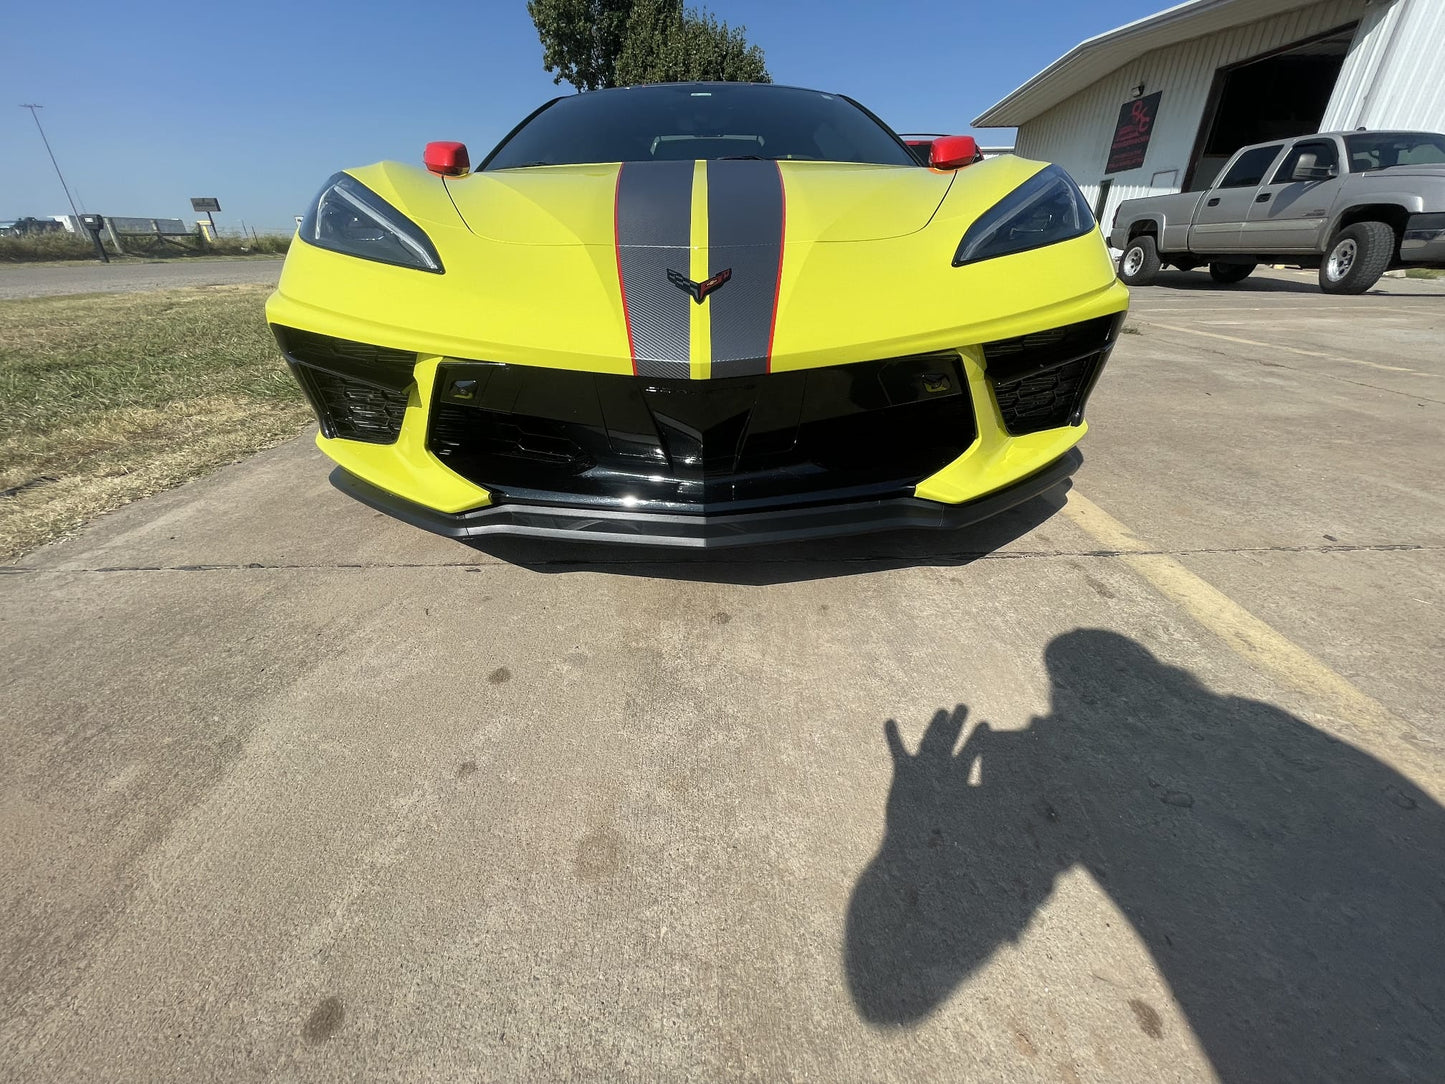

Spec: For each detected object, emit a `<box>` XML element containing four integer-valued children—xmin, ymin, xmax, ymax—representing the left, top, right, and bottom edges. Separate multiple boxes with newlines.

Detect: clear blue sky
<box><xmin>3</xmin><ymin>0</ymin><xmax>1167</xmax><ymax>231</ymax></box>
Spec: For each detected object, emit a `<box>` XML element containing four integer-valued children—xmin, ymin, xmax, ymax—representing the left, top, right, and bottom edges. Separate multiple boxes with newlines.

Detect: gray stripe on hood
<box><xmin>706</xmin><ymin>159</ymin><xmax>784</xmax><ymax>377</ymax></box>
<box><xmin>615</xmin><ymin>160</ymin><xmax>693</xmax><ymax>379</ymax></box>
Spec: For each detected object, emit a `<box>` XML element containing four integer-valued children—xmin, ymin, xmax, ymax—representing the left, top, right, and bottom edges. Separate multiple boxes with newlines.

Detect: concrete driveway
<box><xmin>3</xmin><ymin>270</ymin><xmax>1443</xmax><ymax>1082</ymax></box>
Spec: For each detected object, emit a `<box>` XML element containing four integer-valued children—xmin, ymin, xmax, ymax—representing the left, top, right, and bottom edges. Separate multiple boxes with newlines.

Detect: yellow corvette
<box><xmin>267</xmin><ymin>82</ymin><xmax>1128</xmax><ymax>547</ymax></box>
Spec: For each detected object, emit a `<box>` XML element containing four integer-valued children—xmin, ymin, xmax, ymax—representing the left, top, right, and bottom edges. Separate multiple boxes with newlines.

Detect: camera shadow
<box><xmin>846</xmin><ymin>629</ymin><xmax>1445</xmax><ymax>1081</ymax></box>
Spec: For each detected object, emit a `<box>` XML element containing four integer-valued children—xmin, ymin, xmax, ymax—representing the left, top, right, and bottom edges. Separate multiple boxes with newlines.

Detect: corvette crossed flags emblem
<box><xmin>667</xmin><ymin>267</ymin><xmax>732</xmax><ymax>304</ymax></box>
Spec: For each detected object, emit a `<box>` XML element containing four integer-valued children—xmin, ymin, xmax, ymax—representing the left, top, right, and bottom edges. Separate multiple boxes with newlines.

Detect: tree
<box><xmin>526</xmin><ymin>0</ymin><xmax>634</xmax><ymax>91</ymax></box>
<box><xmin>530</xmin><ymin>0</ymin><xmax>770</xmax><ymax>90</ymax></box>
<box><xmin>613</xmin><ymin>0</ymin><xmax>685</xmax><ymax>84</ymax></box>
<box><xmin>673</xmin><ymin>6</ymin><xmax>769</xmax><ymax>83</ymax></box>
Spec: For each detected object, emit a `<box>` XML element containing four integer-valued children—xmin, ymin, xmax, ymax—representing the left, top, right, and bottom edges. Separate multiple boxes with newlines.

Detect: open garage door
<box><xmin>1184</xmin><ymin>24</ymin><xmax>1356</xmax><ymax>191</ymax></box>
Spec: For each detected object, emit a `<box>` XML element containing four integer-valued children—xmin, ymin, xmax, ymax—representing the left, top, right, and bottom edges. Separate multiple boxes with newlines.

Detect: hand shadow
<box><xmin>845</xmin><ymin>630</ymin><xmax>1445</xmax><ymax>1082</ymax></box>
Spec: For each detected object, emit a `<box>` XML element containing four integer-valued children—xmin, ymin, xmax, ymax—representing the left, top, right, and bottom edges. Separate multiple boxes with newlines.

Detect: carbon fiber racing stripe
<box><xmin>615</xmin><ymin>161</ymin><xmax>693</xmax><ymax>378</ymax></box>
<box><xmin>706</xmin><ymin>159</ymin><xmax>785</xmax><ymax>377</ymax></box>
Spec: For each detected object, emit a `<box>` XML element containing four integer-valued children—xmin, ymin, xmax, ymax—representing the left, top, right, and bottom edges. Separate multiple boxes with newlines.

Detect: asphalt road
<box><xmin>3</xmin><ymin>270</ymin><xmax>1443</xmax><ymax>1082</ymax></box>
<box><xmin>0</xmin><ymin>257</ymin><xmax>284</xmax><ymax>299</ymax></box>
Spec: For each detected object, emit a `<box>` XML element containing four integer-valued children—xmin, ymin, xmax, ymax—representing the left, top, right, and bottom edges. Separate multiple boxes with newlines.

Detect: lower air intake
<box><xmin>428</xmin><ymin>354</ymin><xmax>977</xmax><ymax>513</ymax></box>
<box><xmin>294</xmin><ymin>367</ymin><xmax>410</xmax><ymax>443</ymax></box>
<box><xmin>273</xmin><ymin>326</ymin><xmax>415</xmax><ymax>444</ymax></box>
<box><xmin>982</xmin><ymin>313</ymin><xmax>1122</xmax><ymax>435</ymax></box>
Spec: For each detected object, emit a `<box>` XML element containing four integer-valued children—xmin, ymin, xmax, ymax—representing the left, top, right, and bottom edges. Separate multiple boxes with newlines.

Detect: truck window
<box><xmin>1217</xmin><ymin>145</ymin><xmax>1284</xmax><ymax>188</ymax></box>
<box><xmin>1345</xmin><ymin>132</ymin><xmax>1445</xmax><ymax>172</ymax></box>
<box><xmin>1272</xmin><ymin>141</ymin><xmax>1339</xmax><ymax>184</ymax></box>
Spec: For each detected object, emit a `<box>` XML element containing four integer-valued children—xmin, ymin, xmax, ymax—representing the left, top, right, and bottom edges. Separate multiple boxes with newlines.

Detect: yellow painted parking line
<box><xmin>1146</xmin><ymin>322</ymin><xmax>1431</xmax><ymax>375</ymax></box>
<box><xmin>1062</xmin><ymin>492</ymin><xmax>1440</xmax><ymax>787</ymax></box>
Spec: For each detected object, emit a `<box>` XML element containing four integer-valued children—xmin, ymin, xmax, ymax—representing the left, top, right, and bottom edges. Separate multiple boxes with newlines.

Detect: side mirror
<box><xmin>930</xmin><ymin>135</ymin><xmax>981</xmax><ymax>170</ymax></box>
<box><xmin>1297</xmin><ymin>164</ymin><xmax>1336</xmax><ymax>181</ymax></box>
<box><xmin>424</xmin><ymin>141</ymin><xmax>470</xmax><ymax>177</ymax></box>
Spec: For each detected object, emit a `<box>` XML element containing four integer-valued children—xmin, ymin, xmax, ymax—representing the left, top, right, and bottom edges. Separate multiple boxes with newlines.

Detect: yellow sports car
<box><xmin>267</xmin><ymin>82</ymin><xmax>1128</xmax><ymax>547</ymax></box>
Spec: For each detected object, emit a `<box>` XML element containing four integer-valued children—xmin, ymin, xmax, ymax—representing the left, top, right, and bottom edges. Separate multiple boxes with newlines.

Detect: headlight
<box><xmin>953</xmin><ymin>165</ymin><xmax>1094</xmax><ymax>267</ymax></box>
<box><xmin>298</xmin><ymin>173</ymin><xmax>444</xmax><ymax>273</ymax></box>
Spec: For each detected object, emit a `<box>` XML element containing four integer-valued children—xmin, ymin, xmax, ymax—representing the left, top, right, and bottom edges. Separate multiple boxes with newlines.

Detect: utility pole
<box><xmin>19</xmin><ymin>103</ymin><xmax>107</xmax><ymax>262</ymax></box>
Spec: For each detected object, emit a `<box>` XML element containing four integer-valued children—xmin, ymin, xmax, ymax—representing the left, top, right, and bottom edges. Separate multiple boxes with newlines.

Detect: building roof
<box><xmin>973</xmin><ymin>0</ymin><xmax>1328</xmax><ymax>127</ymax></box>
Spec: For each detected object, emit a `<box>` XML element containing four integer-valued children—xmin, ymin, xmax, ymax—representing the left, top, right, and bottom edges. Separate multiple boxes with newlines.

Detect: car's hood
<box><xmin>277</xmin><ymin>154</ymin><xmax>1122</xmax><ymax>385</ymax></box>
<box><xmin>444</xmin><ymin>161</ymin><xmax>956</xmax><ymax>246</ymax></box>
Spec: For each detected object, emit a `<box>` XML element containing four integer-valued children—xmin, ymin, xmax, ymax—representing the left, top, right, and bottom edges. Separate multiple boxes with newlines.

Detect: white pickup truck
<box><xmin>1109</xmin><ymin>130</ymin><xmax>1445</xmax><ymax>294</ymax></box>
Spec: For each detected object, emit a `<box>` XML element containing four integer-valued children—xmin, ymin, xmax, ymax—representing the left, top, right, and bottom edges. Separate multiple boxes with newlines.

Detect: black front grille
<box><xmin>982</xmin><ymin>314</ymin><xmax>1122</xmax><ymax>434</ymax></box>
<box><xmin>273</xmin><ymin>326</ymin><xmax>416</xmax><ymax>444</ymax></box>
<box><xmin>428</xmin><ymin>354</ymin><xmax>977</xmax><ymax>513</ymax></box>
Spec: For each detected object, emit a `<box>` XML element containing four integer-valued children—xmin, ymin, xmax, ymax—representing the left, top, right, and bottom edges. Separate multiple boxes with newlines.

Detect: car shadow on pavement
<box><xmin>845</xmin><ymin>629</ymin><xmax>1445</xmax><ymax>1082</ymax></box>
<box><xmin>1144</xmin><ymin>271</ymin><xmax>1324</xmax><ymax>294</ymax></box>
<box><xmin>464</xmin><ymin>490</ymin><xmax>1067</xmax><ymax>586</ymax></box>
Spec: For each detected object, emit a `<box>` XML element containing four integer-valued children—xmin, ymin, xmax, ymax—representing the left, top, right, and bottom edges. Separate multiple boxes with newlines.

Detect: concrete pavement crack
<box><xmin>1254</xmin><ymin>362</ymin><xmax>1445</xmax><ymax>405</ymax></box>
<box><xmin>1</xmin><ymin>542</ymin><xmax>1435</xmax><ymax>575</ymax></box>
<box><xmin>1133</xmin><ymin>320</ymin><xmax>1445</xmax><ymax>405</ymax></box>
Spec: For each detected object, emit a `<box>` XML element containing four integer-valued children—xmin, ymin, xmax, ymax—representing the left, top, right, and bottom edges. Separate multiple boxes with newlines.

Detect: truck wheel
<box><xmin>1319</xmin><ymin>222</ymin><xmax>1395</xmax><ymax>295</ymax></box>
<box><xmin>1209</xmin><ymin>261</ymin><xmax>1256</xmax><ymax>284</ymax></box>
<box><xmin>1119</xmin><ymin>235</ymin><xmax>1161</xmax><ymax>286</ymax></box>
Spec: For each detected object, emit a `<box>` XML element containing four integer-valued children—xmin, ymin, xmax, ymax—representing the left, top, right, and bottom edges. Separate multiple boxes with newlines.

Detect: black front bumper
<box><xmin>331</xmin><ymin>448</ymin><xmax>1082</xmax><ymax>549</ymax></box>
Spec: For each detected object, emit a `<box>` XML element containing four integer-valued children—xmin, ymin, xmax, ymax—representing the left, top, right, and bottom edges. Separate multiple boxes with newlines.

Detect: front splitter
<box><xmin>330</xmin><ymin>448</ymin><xmax>1082</xmax><ymax>549</ymax></box>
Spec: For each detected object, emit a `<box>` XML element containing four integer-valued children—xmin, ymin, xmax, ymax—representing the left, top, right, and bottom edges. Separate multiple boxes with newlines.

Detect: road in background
<box><xmin>0</xmin><ymin>258</ymin><xmax>284</xmax><ymax>300</ymax></box>
<box><xmin>2</xmin><ymin>270</ymin><xmax>1443</xmax><ymax>1082</ymax></box>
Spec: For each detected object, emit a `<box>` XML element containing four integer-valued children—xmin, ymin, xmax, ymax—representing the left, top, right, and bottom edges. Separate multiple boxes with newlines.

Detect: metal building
<box><xmin>974</xmin><ymin>0</ymin><xmax>1445</xmax><ymax>238</ymax></box>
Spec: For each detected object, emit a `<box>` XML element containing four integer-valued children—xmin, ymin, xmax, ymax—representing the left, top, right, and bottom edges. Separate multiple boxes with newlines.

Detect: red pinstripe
<box><xmin>613</xmin><ymin>163</ymin><xmax>638</xmax><ymax>375</ymax></box>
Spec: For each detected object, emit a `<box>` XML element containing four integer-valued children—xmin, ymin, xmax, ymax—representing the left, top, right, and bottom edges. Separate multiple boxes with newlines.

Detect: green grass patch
<box><xmin>0</xmin><ymin>284</ymin><xmax>310</xmax><ymax>559</ymax></box>
<box><xmin>1404</xmin><ymin>267</ymin><xmax>1445</xmax><ymax>280</ymax></box>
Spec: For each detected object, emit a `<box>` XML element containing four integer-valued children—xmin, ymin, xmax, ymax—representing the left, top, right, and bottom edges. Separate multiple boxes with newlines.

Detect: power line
<box><xmin>20</xmin><ymin>104</ymin><xmax>107</xmax><ymax>262</ymax></box>
<box><xmin>19</xmin><ymin>104</ymin><xmax>82</xmax><ymax>221</ymax></box>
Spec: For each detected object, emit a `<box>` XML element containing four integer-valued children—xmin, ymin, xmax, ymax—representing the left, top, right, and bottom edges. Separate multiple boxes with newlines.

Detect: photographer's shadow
<box><xmin>846</xmin><ymin>630</ymin><xmax>1445</xmax><ymax>1081</ymax></box>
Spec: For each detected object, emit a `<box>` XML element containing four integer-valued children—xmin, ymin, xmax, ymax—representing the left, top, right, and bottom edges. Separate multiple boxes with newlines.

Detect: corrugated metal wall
<box><xmin>1324</xmin><ymin>0</ymin><xmax>1445</xmax><ymax>131</ymax></box>
<box><xmin>1321</xmin><ymin>1</ymin><xmax>1395</xmax><ymax>128</ymax></box>
<box><xmin>1012</xmin><ymin>0</ymin><xmax>1375</xmax><ymax>241</ymax></box>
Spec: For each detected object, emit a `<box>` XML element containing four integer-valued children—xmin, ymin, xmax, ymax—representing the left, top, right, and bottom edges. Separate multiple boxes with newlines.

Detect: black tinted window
<box><xmin>1218</xmin><ymin>145</ymin><xmax>1283</xmax><ymax>188</ymax></box>
<box><xmin>1346</xmin><ymin>132</ymin><xmax>1445</xmax><ymax>171</ymax></box>
<box><xmin>484</xmin><ymin>84</ymin><xmax>916</xmax><ymax>169</ymax></box>
<box><xmin>1272</xmin><ymin>140</ymin><xmax>1339</xmax><ymax>184</ymax></box>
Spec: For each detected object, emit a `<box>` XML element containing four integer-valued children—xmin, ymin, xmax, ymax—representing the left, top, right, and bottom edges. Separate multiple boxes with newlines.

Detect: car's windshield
<box><xmin>483</xmin><ymin>83</ymin><xmax>916</xmax><ymax>170</ymax></box>
<box><xmin>1345</xmin><ymin>132</ymin><xmax>1445</xmax><ymax>172</ymax></box>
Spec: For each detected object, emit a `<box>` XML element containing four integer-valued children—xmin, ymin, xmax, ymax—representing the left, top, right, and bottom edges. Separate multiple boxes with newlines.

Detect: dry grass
<box><xmin>0</xmin><ymin>232</ymin><xmax>291</xmax><ymax>262</ymax></box>
<box><xmin>0</xmin><ymin>284</ymin><xmax>310</xmax><ymax>560</ymax></box>
<box><xmin>0</xmin><ymin>232</ymin><xmax>107</xmax><ymax>261</ymax></box>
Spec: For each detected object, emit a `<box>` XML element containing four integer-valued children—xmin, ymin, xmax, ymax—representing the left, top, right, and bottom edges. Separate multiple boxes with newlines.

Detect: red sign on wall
<box><xmin>1106</xmin><ymin>92</ymin><xmax>1162</xmax><ymax>174</ymax></box>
